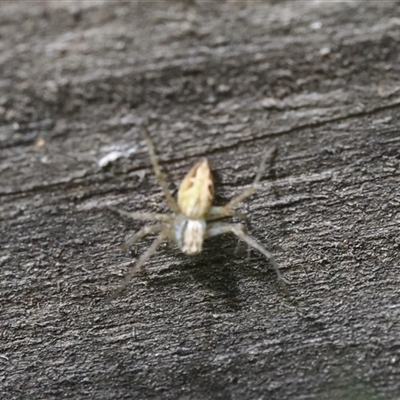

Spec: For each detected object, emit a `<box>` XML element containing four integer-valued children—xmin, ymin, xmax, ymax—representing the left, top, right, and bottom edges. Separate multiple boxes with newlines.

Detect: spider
<box><xmin>109</xmin><ymin>127</ymin><xmax>288</xmax><ymax>298</ymax></box>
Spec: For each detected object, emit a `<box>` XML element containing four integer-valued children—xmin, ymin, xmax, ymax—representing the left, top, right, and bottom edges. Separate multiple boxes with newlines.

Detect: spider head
<box><xmin>174</xmin><ymin>214</ymin><xmax>206</xmax><ymax>255</ymax></box>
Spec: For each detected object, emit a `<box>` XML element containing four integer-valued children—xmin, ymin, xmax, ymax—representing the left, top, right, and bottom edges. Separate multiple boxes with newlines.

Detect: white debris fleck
<box><xmin>97</xmin><ymin>144</ymin><xmax>138</xmax><ymax>168</ymax></box>
<box><xmin>310</xmin><ymin>21</ymin><xmax>322</xmax><ymax>30</ymax></box>
<box><xmin>319</xmin><ymin>46</ymin><xmax>331</xmax><ymax>56</ymax></box>
<box><xmin>261</xmin><ymin>97</ymin><xmax>278</xmax><ymax>109</ymax></box>
<box><xmin>98</xmin><ymin>151</ymin><xmax>123</xmax><ymax>168</ymax></box>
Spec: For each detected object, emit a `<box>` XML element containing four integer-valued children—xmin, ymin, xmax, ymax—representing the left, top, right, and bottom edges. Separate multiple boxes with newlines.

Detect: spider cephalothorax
<box><xmin>109</xmin><ymin>127</ymin><xmax>287</xmax><ymax>298</ymax></box>
<box><xmin>175</xmin><ymin>158</ymin><xmax>213</xmax><ymax>255</ymax></box>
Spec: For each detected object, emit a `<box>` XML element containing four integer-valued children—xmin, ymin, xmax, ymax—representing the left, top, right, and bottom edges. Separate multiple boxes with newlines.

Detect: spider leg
<box><xmin>109</xmin><ymin>206</ymin><xmax>171</xmax><ymax>222</ymax></box>
<box><xmin>234</xmin><ymin>235</ymin><xmax>250</xmax><ymax>258</ymax></box>
<box><xmin>121</xmin><ymin>223</ymin><xmax>165</xmax><ymax>250</ymax></box>
<box><xmin>109</xmin><ymin>228</ymin><xmax>169</xmax><ymax>300</ymax></box>
<box><xmin>143</xmin><ymin>127</ymin><xmax>180</xmax><ymax>214</ymax></box>
<box><xmin>223</xmin><ymin>146</ymin><xmax>277</xmax><ymax>211</ymax></box>
<box><xmin>206</xmin><ymin>206</ymin><xmax>248</xmax><ymax>221</ymax></box>
<box><xmin>231</xmin><ymin>224</ymin><xmax>251</xmax><ymax>259</ymax></box>
<box><xmin>206</xmin><ymin>222</ymin><xmax>288</xmax><ymax>294</ymax></box>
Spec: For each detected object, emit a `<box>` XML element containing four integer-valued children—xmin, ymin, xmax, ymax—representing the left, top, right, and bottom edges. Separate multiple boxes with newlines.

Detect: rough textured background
<box><xmin>1</xmin><ymin>1</ymin><xmax>399</xmax><ymax>399</ymax></box>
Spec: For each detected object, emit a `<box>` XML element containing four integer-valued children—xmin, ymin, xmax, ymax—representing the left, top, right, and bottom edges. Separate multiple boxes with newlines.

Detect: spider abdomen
<box><xmin>174</xmin><ymin>214</ymin><xmax>206</xmax><ymax>255</ymax></box>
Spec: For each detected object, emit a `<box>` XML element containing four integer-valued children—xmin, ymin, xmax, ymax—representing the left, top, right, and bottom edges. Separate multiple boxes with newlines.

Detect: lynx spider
<box><xmin>110</xmin><ymin>127</ymin><xmax>287</xmax><ymax>298</ymax></box>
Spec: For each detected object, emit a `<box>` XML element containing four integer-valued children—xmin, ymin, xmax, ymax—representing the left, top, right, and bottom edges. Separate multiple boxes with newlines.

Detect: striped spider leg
<box><xmin>204</xmin><ymin>146</ymin><xmax>288</xmax><ymax>292</ymax></box>
<box><xmin>109</xmin><ymin>127</ymin><xmax>287</xmax><ymax>299</ymax></box>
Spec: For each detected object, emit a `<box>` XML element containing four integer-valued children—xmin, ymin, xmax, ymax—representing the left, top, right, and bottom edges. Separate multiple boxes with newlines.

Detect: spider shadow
<box><xmin>184</xmin><ymin>239</ymin><xmax>285</xmax><ymax>308</ymax></box>
<box><xmin>143</xmin><ymin>239</ymin><xmax>243</xmax><ymax>311</ymax></box>
<box><xmin>149</xmin><ymin>234</ymin><xmax>283</xmax><ymax>312</ymax></box>
<box><xmin>181</xmin><ymin>250</ymin><xmax>243</xmax><ymax>312</ymax></box>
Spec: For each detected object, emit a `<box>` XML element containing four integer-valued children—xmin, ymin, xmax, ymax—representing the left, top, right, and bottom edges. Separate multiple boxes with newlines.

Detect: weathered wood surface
<box><xmin>1</xmin><ymin>2</ymin><xmax>399</xmax><ymax>399</ymax></box>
